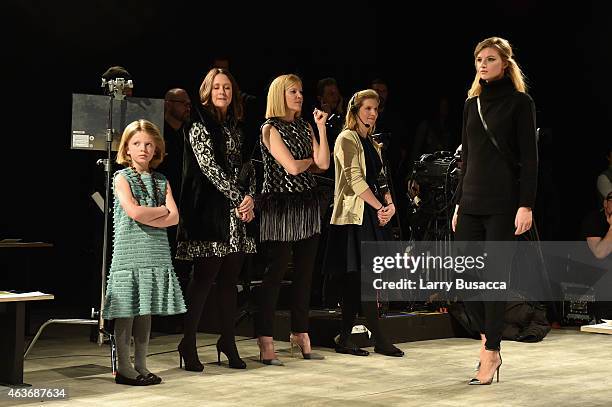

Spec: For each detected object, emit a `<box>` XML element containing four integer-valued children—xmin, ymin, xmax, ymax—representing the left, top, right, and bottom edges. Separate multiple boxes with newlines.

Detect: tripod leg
<box><xmin>109</xmin><ymin>332</ymin><xmax>117</xmax><ymax>375</ymax></box>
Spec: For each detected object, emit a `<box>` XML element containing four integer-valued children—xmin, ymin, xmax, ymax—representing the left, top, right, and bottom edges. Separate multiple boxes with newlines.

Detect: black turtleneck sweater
<box><xmin>457</xmin><ymin>76</ymin><xmax>538</xmax><ymax>215</ymax></box>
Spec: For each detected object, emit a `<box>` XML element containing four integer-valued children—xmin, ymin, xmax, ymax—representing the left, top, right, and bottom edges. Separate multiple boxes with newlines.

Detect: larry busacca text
<box><xmin>370</xmin><ymin>252</ymin><xmax>507</xmax><ymax>292</ymax></box>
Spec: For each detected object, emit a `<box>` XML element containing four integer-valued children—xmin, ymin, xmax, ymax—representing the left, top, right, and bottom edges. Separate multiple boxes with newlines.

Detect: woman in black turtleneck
<box><xmin>452</xmin><ymin>37</ymin><xmax>538</xmax><ymax>385</ymax></box>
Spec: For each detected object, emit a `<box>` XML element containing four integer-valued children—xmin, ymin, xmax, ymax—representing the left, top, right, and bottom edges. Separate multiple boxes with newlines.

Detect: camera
<box><xmin>407</xmin><ymin>150</ymin><xmax>460</xmax><ymax>219</ymax></box>
<box><xmin>412</xmin><ymin>151</ymin><xmax>459</xmax><ymax>188</ymax></box>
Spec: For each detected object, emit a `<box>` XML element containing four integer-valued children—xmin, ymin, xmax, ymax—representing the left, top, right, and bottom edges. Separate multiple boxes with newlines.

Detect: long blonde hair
<box><xmin>344</xmin><ymin>89</ymin><xmax>380</xmax><ymax>136</ymax></box>
<box><xmin>467</xmin><ymin>37</ymin><xmax>527</xmax><ymax>97</ymax></box>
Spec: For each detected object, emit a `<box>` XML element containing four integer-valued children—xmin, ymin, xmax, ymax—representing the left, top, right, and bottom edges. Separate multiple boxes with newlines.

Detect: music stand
<box><xmin>25</xmin><ymin>87</ymin><xmax>164</xmax><ymax>362</ymax></box>
<box><xmin>70</xmin><ymin>93</ymin><xmax>164</xmax><ymax>152</ymax></box>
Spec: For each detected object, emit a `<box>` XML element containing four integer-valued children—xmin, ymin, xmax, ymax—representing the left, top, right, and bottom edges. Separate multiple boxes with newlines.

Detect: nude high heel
<box><xmin>257</xmin><ymin>336</ymin><xmax>283</xmax><ymax>366</ymax></box>
<box><xmin>289</xmin><ymin>333</ymin><xmax>324</xmax><ymax>360</ymax></box>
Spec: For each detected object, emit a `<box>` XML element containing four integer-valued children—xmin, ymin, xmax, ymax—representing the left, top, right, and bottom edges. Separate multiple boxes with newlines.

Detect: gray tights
<box><xmin>114</xmin><ymin>315</ymin><xmax>152</xmax><ymax>378</ymax></box>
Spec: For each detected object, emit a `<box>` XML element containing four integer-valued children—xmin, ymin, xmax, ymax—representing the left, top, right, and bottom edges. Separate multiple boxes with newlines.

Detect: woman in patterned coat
<box><xmin>176</xmin><ymin>68</ymin><xmax>256</xmax><ymax>371</ymax></box>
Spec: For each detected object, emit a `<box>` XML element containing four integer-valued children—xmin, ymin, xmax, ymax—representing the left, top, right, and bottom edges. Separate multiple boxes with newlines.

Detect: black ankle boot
<box><xmin>178</xmin><ymin>338</ymin><xmax>204</xmax><ymax>372</ymax></box>
<box><xmin>216</xmin><ymin>337</ymin><xmax>246</xmax><ymax>369</ymax></box>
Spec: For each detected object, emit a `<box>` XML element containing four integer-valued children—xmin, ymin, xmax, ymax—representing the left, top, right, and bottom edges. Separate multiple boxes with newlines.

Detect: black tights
<box><xmin>339</xmin><ymin>273</ymin><xmax>390</xmax><ymax>347</ymax></box>
<box><xmin>182</xmin><ymin>253</ymin><xmax>244</xmax><ymax>344</ymax></box>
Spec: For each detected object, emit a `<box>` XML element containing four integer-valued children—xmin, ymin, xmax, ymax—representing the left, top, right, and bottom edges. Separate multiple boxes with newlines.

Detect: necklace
<box><xmin>130</xmin><ymin>167</ymin><xmax>163</xmax><ymax>206</ymax></box>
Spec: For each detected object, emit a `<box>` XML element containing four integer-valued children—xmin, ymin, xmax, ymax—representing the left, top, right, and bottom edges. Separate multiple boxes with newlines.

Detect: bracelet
<box><xmin>377</xmin><ymin>204</ymin><xmax>385</xmax><ymax>211</ymax></box>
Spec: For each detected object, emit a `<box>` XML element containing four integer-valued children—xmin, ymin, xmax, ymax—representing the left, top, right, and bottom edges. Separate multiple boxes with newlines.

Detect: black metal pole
<box><xmin>98</xmin><ymin>96</ymin><xmax>114</xmax><ymax>345</ymax></box>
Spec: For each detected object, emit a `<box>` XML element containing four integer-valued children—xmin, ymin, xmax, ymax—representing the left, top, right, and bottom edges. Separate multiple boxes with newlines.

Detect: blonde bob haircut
<box><xmin>116</xmin><ymin>119</ymin><xmax>165</xmax><ymax>169</ymax></box>
<box><xmin>265</xmin><ymin>74</ymin><xmax>302</xmax><ymax>119</ymax></box>
<box><xmin>344</xmin><ymin>89</ymin><xmax>380</xmax><ymax>136</ymax></box>
<box><xmin>468</xmin><ymin>36</ymin><xmax>527</xmax><ymax>98</ymax></box>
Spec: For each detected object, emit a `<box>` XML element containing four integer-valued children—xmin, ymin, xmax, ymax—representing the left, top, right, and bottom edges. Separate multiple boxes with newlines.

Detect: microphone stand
<box><xmin>24</xmin><ymin>78</ymin><xmax>133</xmax><ymax>366</ymax></box>
<box><xmin>96</xmin><ymin>79</ymin><xmax>132</xmax><ymax>362</ymax></box>
<box><xmin>95</xmin><ymin>90</ymin><xmax>116</xmax><ymax>345</ymax></box>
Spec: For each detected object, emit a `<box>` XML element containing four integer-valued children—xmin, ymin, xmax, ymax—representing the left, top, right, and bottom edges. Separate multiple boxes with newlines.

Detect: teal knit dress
<box><xmin>103</xmin><ymin>167</ymin><xmax>186</xmax><ymax>319</ymax></box>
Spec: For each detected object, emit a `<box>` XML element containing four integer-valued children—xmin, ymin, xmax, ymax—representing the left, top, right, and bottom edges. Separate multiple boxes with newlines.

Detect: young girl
<box><xmin>103</xmin><ymin>119</ymin><xmax>186</xmax><ymax>386</ymax></box>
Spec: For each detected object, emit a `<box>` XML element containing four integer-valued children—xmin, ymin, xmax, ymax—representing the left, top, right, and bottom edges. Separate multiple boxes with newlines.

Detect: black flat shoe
<box><xmin>115</xmin><ymin>372</ymin><xmax>155</xmax><ymax>386</ymax></box>
<box><xmin>335</xmin><ymin>334</ymin><xmax>369</xmax><ymax>356</ymax></box>
<box><xmin>335</xmin><ymin>343</ymin><xmax>369</xmax><ymax>356</ymax></box>
<box><xmin>374</xmin><ymin>344</ymin><xmax>404</xmax><ymax>357</ymax></box>
<box><xmin>144</xmin><ymin>373</ymin><xmax>162</xmax><ymax>385</ymax></box>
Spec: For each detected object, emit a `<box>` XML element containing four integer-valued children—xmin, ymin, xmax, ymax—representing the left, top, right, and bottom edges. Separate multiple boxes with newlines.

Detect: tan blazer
<box><xmin>330</xmin><ymin>129</ymin><xmax>383</xmax><ymax>225</ymax></box>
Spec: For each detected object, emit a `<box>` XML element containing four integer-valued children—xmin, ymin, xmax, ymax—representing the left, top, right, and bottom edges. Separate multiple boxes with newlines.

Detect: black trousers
<box><xmin>183</xmin><ymin>253</ymin><xmax>245</xmax><ymax>343</ymax></box>
<box><xmin>255</xmin><ymin>235</ymin><xmax>319</xmax><ymax>337</ymax></box>
<box><xmin>455</xmin><ymin>213</ymin><xmax>516</xmax><ymax>350</ymax></box>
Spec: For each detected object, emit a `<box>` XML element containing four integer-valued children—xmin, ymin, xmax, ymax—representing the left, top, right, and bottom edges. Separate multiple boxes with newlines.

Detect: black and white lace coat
<box><xmin>259</xmin><ymin>117</ymin><xmax>321</xmax><ymax>242</ymax></box>
<box><xmin>176</xmin><ymin>119</ymin><xmax>256</xmax><ymax>259</ymax></box>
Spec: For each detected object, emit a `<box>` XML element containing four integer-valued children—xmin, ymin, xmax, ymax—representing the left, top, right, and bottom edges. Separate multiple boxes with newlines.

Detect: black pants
<box><xmin>455</xmin><ymin>213</ymin><xmax>515</xmax><ymax>350</ymax></box>
<box><xmin>183</xmin><ymin>253</ymin><xmax>244</xmax><ymax>343</ymax></box>
<box><xmin>255</xmin><ymin>235</ymin><xmax>319</xmax><ymax>337</ymax></box>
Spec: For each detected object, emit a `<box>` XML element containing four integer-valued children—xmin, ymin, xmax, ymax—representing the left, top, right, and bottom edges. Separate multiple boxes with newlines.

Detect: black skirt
<box><xmin>322</xmin><ymin>205</ymin><xmax>391</xmax><ymax>276</ymax></box>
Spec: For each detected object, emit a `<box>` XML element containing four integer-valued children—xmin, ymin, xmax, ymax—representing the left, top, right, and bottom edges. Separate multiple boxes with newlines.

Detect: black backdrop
<box><xmin>2</xmin><ymin>1</ymin><xmax>611</xmax><ymax>308</ymax></box>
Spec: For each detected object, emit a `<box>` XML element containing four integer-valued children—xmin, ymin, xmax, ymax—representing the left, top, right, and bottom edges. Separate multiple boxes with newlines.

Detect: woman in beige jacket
<box><xmin>323</xmin><ymin>89</ymin><xmax>404</xmax><ymax>357</ymax></box>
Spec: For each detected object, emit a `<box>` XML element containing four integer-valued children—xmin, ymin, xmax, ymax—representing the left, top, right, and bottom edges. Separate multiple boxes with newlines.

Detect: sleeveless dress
<box><xmin>259</xmin><ymin>117</ymin><xmax>322</xmax><ymax>242</ymax></box>
<box><xmin>103</xmin><ymin>167</ymin><xmax>186</xmax><ymax>319</ymax></box>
